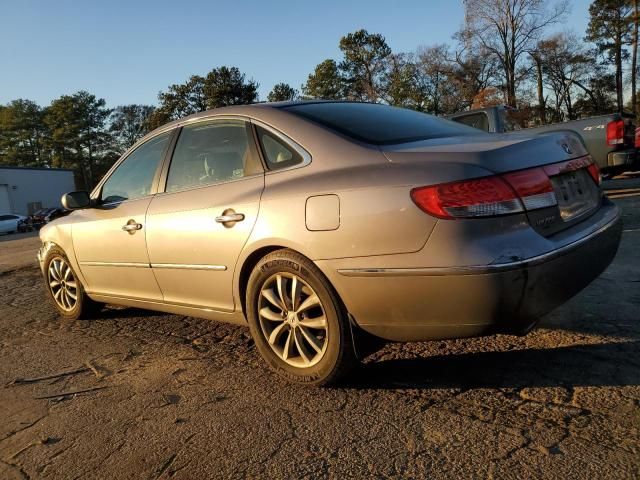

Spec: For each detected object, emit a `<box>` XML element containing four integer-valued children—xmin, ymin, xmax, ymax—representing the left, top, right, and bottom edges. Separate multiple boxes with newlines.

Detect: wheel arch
<box><xmin>235</xmin><ymin>242</ymin><xmax>338</xmax><ymax>319</ymax></box>
<box><xmin>237</xmin><ymin>245</ymin><xmax>286</xmax><ymax>318</ymax></box>
<box><xmin>235</xmin><ymin>243</ymin><xmax>380</xmax><ymax>365</ymax></box>
<box><xmin>38</xmin><ymin>222</ymin><xmax>89</xmax><ymax>291</ymax></box>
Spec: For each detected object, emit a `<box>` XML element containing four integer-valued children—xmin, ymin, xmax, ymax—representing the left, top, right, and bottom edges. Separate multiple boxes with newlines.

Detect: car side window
<box><xmin>165</xmin><ymin>120</ymin><xmax>252</xmax><ymax>192</ymax></box>
<box><xmin>453</xmin><ymin>113</ymin><xmax>489</xmax><ymax>132</ymax></box>
<box><xmin>100</xmin><ymin>131</ymin><xmax>172</xmax><ymax>204</ymax></box>
<box><xmin>255</xmin><ymin>126</ymin><xmax>303</xmax><ymax>170</ymax></box>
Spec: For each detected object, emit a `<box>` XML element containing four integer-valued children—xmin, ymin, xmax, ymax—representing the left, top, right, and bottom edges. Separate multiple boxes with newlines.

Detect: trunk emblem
<box><xmin>562</xmin><ymin>143</ymin><xmax>573</xmax><ymax>154</ymax></box>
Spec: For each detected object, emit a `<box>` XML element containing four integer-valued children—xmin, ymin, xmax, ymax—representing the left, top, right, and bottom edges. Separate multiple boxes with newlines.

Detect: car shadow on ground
<box><xmin>351</xmin><ymin>340</ymin><xmax>640</xmax><ymax>390</ymax></box>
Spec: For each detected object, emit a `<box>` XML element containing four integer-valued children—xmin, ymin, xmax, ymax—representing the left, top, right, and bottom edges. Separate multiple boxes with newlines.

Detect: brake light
<box><xmin>606</xmin><ymin>119</ymin><xmax>624</xmax><ymax>146</ymax></box>
<box><xmin>502</xmin><ymin>168</ymin><xmax>557</xmax><ymax>210</ymax></box>
<box><xmin>411</xmin><ymin>177</ymin><xmax>523</xmax><ymax>219</ymax></box>
<box><xmin>587</xmin><ymin>162</ymin><xmax>601</xmax><ymax>186</ymax></box>
<box><xmin>411</xmin><ymin>156</ymin><xmax>600</xmax><ymax>220</ymax></box>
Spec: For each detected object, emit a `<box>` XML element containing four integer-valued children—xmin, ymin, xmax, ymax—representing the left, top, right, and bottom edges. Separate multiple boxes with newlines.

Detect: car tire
<box><xmin>43</xmin><ymin>246</ymin><xmax>102</xmax><ymax>320</ymax></box>
<box><xmin>246</xmin><ymin>249</ymin><xmax>358</xmax><ymax>386</ymax></box>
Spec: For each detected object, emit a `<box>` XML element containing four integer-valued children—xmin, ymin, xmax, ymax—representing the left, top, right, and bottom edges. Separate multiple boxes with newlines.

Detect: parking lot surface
<box><xmin>0</xmin><ymin>180</ymin><xmax>639</xmax><ymax>479</ymax></box>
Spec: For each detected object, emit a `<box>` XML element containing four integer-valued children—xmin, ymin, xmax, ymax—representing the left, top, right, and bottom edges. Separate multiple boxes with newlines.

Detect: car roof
<box><xmin>154</xmin><ymin>100</ymin><xmax>370</xmax><ymax>130</ymax></box>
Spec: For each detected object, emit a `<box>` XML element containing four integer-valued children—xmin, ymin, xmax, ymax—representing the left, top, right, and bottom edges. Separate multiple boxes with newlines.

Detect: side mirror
<box><xmin>61</xmin><ymin>191</ymin><xmax>91</xmax><ymax>210</ymax></box>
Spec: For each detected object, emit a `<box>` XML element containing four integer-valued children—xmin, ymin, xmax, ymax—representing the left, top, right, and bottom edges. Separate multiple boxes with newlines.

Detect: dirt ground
<box><xmin>0</xmin><ymin>180</ymin><xmax>639</xmax><ymax>479</ymax></box>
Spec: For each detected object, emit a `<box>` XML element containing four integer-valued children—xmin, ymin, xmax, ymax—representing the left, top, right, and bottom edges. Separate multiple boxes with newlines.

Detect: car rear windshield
<box><xmin>281</xmin><ymin>102</ymin><xmax>480</xmax><ymax>145</ymax></box>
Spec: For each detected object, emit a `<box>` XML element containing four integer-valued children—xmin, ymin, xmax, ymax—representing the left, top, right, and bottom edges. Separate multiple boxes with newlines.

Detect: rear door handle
<box><xmin>122</xmin><ymin>220</ymin><xmax>143</xmax><ymax>233</ymax></box>
<box><xmin>215</xmin><ymin>213</ymin><xmax>245</xmax><ymax>224</ymax></box>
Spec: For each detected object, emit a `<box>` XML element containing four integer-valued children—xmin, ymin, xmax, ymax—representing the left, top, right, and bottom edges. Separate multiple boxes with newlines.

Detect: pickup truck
<box><xmin>446</xmin><ymin>106</ymin><xmax>637</xmax><ymax>175</ymax></box>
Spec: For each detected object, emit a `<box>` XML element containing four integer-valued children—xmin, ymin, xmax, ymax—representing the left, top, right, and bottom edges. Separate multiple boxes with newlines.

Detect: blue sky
<box><xmin>0</xmin><ymin>0</ymin><xmax>593</xmax><ymax>107</ymax></box>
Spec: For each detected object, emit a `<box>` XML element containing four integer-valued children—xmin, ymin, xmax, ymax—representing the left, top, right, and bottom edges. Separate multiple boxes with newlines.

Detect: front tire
<box><xmin>246</xmin><ymin>249</ymin><xmax>358</xmax><ymax>386</ymax></box>
<box><xmin>43</xmin><ymin>247</ymin><xmax>102</xmax><ymax>320</ymax></box>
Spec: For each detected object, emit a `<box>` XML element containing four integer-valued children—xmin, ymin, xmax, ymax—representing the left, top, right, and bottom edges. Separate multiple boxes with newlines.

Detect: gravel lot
<box><xmin>0</xmin><ymin>180</ymin><xmax>639</xmax><ymax>479</ymax></box>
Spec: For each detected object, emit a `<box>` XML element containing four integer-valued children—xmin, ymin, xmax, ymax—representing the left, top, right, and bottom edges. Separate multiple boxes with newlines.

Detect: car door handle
<box><xmin>122</xmin><ymin>220</ymin><xmax>143</xmax><ymax>233</ymax></box>
<box><xmin>215</xmin><ymin>213</ymin><xmax>245</xmax><ymax>224</ymax></box>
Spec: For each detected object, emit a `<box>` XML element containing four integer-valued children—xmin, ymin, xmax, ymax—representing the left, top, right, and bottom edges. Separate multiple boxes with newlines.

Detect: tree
<box><xmin>451</xmin><ymin>47</ymin><xmax>500</xmax><ymax>110</ymax></box>
<box><xmin>536</xmin><ymin>33</ymin><xmax>596</xmax><ymax>121</ymax></box>
<box><xmin>109</xmin><ymin>104</ymin><xmax>155</xmax><ymax>152</ymax></box>
<box><xmin>384</xmin><ymin>53</ymin><xmax>422</xmax><ymax>109</ymax></box>
<box><xmin>157</xmin><ymin>75</ymin><xmax>207</xmax><ymax>121</ymax></box>
<box><xmin>302</xmin><ymin>59</ymin><xmax>345</xmax><ymax>99</ymax></box>
<box><xmin>0</xmin><ymin>99</ymin><xmax>48</xmax><ymax>166</ymax></box>
<box><xmin>339</xmin><ymin>29</ymin><xmax>392</xmax><ymax>101</ymax></box>
<box><xmin>573</xmin><ymin>73</ymin><xmax>617</xmax><ymax>116</ymax></box>
<box><xmin>471</xmin><ymin>87</ymin><xmax>506</xmax><ymax>108</ymax></box>
<box><xmin>529</xmin><ymin>46</ymin><xmax>548</xmax><ymax>124</ymax></box>
<box><xmin>155</xmin><ymin>66</ymin><xmax>258</xmax><ymax>124</ymax></box>
<box><xmin>461</xmin><ymin>0</ymin><xmax>569</xmax><ymax>107</ymax></box>
<box><xmin>44</xmin><ymin>91</ymin><xmax>112</xmax><ymax>189</ymax></box>
<box><xmin>413</xmin><ymin>45</ymin><xmax>464</xmax><ymax>114</ymax></box>
<box><xmin>267</xmin><ymin>83</ymin><xmax>298</xmax><ymax>102</ymax></box>
<box><xmin>631</xmin><ymin>0</ymin><xmax>639</xmax><ymax>117</ymax></box>
<box><xmin>203</xmin><ymin>66</ymin><xmax>259</xmax><ymax>108</ymax></box>
<box><xmin>586</xmin><ymin>0</ymin><xmax>633</xmax><ymax>112</ymax></box>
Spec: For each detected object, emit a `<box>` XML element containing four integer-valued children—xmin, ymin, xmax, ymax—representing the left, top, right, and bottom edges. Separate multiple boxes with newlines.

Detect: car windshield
<box><xmin>281</xmin><ymin>102</ymin><xmax>481</xmax><ymax>145</ymax></box>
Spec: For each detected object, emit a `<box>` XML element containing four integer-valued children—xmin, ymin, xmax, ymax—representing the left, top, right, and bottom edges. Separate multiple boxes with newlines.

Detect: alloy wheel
<box><xmin>258</xmin><ymin>272</ymin><xmax>328</xmax><ymax>368</ymax></box>
<box><xmin>48</xmin><ymin>257</ymin><xmax>78</xmax><ymax>311</ymax></box>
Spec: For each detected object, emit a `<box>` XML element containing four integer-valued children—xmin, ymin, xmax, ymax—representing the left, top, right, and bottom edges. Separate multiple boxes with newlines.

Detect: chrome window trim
<box><xmin>155</xmin><ymin>172</ymin><xmax>264</xmax><ymax>197</ymax></box>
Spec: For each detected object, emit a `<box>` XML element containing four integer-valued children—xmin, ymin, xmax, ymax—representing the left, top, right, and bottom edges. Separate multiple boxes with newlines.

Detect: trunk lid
<box><xmin>384</xmin><ymin>131</ymin><xmax>601</xmax><ymax>236</ymax></box>
<box><xmin>382</xmin><ymin>131</ymin><xmax>589</xmax><ymax>173</ymax></box>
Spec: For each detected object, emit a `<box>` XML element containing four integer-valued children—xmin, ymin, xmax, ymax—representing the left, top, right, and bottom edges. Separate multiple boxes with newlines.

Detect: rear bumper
<box><xmin>607</xmin><ymin>149</ymin><xmax>636</xmax><ymax>168</ymax></box>
<box><xmin>319</xmin><ymin>203</ymin><xmax>622</xmax><ymax>342</ymax></box>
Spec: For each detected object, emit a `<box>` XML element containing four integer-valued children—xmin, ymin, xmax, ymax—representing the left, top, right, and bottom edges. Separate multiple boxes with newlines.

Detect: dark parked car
<box><xmin>17</xmin><ymin>216</ymin><xmax>34</xmax><ymax>233</ymax></box>
<box><xmin>43</xmin><ymin>208</ymin><xmax>70</xmax><ymax>223</ymax></box>
<box><xmin>31</xmin><ymin>208</ymin><xmax>69</xmax><ymax>229</ymax></box>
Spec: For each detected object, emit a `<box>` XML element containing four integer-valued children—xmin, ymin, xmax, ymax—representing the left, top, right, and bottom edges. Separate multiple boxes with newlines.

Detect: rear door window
<box><xmin>165</xmin><ymin>120</ymin><xmax>256</xmax><ymax>193</ymax></box>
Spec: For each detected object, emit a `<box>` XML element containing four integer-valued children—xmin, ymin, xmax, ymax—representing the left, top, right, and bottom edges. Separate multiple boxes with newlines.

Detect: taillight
<box><xmin>502</xmin><ymin>168</ymin><xmax>557</xmax><ymax>210</ymax></box>
<box><xmin>606</xmin><ymin>119</ymin><xmax>624</xmax><ymax>146</ymax></box>
<box><xmin>412</xmin><ymin>156</ymin><xmax>601</xmax><ymax>220</ymax></box>
<box><xmin>411</xmin><ymin>177</ymin><xmax>523</xmax><ymax>219</ymax></box>
<box><xmin>587</xmin><ymin>162</ymin><xmax>601</xmax><ymax>186</ymax></box>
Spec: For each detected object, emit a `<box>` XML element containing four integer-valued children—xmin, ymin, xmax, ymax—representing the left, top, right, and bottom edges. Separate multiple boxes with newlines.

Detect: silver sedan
<box><xmin>38</xmin><ymin>102</ymin><xmax>622</xmax><ymax>385</ymax></box>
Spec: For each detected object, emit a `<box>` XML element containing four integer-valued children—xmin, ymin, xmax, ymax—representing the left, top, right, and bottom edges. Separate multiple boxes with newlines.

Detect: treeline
<box><xmin>0</xmin><ymin>96</ymin><xmax>156</xmax><ymax>189</ymax></box>
<box><xmin>1</xmin><ymin>0</ymin><xmax>638</xmax><ymax>189</ymax></box>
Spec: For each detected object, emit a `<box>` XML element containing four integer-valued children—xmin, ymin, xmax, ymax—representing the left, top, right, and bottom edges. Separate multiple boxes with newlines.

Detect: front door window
<box><xmin>101</xmin><ymin>131</ymin><xmax>171</xmax><ymax>203</ymax></box>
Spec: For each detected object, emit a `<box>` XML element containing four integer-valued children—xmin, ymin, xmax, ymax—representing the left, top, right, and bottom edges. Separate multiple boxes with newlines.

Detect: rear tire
<box><xmin>43</xmin><ymin>246</ymin><xmax>102</xmax><ymax>320</ymax></box>
<box><xmin>246</xmin><ymin>249</ymin><xmax>358</xmax><ymax>386</ymax></box>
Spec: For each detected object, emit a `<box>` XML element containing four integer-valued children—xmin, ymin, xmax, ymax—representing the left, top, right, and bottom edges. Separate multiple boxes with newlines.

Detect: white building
<box><xmin>0</xmin><ymin>167</ymin><xmax>76</xmax><ymax>215</ymax></box>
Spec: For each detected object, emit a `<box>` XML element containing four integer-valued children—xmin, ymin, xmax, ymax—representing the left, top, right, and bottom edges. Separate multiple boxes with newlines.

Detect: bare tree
<box><xmin>528</xmin><ymin>47</ymin><xmax>547</xmax><ymax>124</ymax></box>
<box><xmin>451</xmin><ymin>42</ymin><xmax>501</xmax><ymax>110</ymax></box>
<box><xmin>536</xmin><ymin>33</ymin><xmax>598</xmax><ymax>121</ymax></box>
<box><xmin>461</xmin><ymin>0</ymin><xmax>569</xmax><ymax>107</ymax></box>
<box><xmin>413</xmin><ymin>45</ymin><xmax>459</xmax><ymax>114</ymax></box>
<box><xmin>632</xmin><ymin>0</ymin><xmax>639</xmax><ymax>118</ymax></box>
